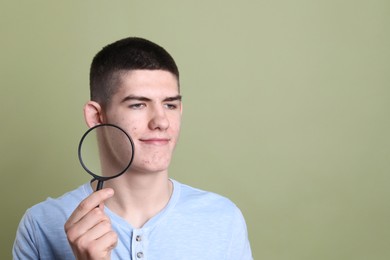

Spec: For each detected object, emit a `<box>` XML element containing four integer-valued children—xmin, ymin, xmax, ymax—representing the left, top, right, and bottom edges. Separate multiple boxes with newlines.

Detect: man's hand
<box><xmin>64</xmin><ymin>188</ymin><xmax>117</xmax><ymax>260</ymax></box>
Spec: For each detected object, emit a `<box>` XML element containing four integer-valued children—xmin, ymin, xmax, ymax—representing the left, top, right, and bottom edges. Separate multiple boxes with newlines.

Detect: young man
<box><xmin>13</xmin><ymin>37</ymin><xmax>253</xmax><ymax>259</ymax></box>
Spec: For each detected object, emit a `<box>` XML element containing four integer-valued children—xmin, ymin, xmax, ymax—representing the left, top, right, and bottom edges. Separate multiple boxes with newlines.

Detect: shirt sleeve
<box><xmin>13</xmin><ymin>210</ymin><xmax>40</xmax><ymax>260</ymax></box>
<box><xmin>226</xmin><ymin>206</ymin><xmax>253</xmax><ymax>260</ymax></box>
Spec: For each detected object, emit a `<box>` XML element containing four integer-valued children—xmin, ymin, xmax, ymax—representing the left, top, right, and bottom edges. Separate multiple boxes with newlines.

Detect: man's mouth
<box><xmin>139</xmin><ymin>138</ymin><xmax>170</xmax><ymax>145</ymax></box>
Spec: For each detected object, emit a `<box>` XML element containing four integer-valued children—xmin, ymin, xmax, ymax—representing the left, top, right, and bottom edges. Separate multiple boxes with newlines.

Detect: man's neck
<box><xmin>96</xmin><ymin>171</ymin><xmax>173</xmax><ymax>228</ymax></box>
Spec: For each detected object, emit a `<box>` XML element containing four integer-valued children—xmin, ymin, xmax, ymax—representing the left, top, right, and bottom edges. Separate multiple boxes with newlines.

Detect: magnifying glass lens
<box><xmin>78</xmin><ymin>124</ymin><xmax>134</xmax><ymax>190</ymax></box>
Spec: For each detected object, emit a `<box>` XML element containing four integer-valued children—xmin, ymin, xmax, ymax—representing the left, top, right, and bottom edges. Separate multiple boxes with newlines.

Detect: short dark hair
<box><xmin>90</xmin><ymin>37</ymin><xmax>179</xmax><ymax>107</ymax></box>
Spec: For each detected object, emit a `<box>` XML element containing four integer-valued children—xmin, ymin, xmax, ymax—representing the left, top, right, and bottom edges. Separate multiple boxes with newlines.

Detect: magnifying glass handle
<box><xmin>96</xmin><ymin>180</ymin><xmax>104</xmax><ymax>191</ymax></box>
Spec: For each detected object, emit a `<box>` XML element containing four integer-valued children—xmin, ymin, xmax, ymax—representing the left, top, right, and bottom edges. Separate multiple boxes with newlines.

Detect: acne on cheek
<box><xmin>131</xmin><ymin>127</ymin><xmax>137</xmax><ymax>135</ymax></box>
<box><xmin>142</xmin><ymin>159</ymin><xmax>151</xmax><ymax>165</ymax></box>
<box><xmin>141</xmin><ymin>156</ymin><xmax>170</xmax><ymax>167</ymax></box>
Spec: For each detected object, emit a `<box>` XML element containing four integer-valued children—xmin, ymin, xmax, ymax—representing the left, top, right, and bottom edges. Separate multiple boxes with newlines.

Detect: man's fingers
<box><xmin>64</xmin><ymin>188</ymin><xmax>117</xmax><ymax>259</ymax></box>
<box><xmin>73</xmin><ymin>218</ymin><xmax>115</xmax><ymax>250</ymax></box>
<box><xmin>65</xmin><ymin>188</ymin><xmax>114</xmax><ymax>228</ymax></box>
<box><xmin>66</xmin><ymin>207</ymin><xmax>109</xmax><ymax>241</ymax></box>
<box><xmin>78</xmin><ymin>230</ymin><xmax>118</xmax><ymax>259</ymax></box>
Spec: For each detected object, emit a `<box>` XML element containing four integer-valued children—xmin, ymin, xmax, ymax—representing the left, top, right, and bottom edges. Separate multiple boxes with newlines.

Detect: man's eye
<box><xmin>164</xmin><ymin>103</ymin><xmax>178</xmax><ymax>110</ymax></box>
<box><xmin>129</xmin><ymin>103</ymin><xmax>145</xmax><ymax>109</ymax></box>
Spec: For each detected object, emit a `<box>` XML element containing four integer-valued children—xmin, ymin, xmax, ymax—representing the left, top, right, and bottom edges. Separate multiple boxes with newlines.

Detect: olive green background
<box><xmin>1</xmin><ymin>1</ymin><xmax>389</xmax><ymax>259</ymax></box>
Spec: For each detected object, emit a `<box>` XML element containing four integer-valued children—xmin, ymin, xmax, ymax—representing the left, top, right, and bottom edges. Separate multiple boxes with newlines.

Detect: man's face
<box><xmin>102</xmin><ymin>70</ymin><xmax>182</xmax><ymax>175</ymax></box>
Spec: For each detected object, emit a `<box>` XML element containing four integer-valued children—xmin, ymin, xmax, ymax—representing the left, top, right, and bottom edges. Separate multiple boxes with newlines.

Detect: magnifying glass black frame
<box><xmin>78</xmin><ymin>123</ymin><xmax>135</xmax><ymax>191</ymax></box>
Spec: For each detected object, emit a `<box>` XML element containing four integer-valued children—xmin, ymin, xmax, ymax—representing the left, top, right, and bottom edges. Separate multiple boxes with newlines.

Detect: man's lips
<box><xmin>139</xmin><ymin>138</ymin><xmax>170</xmax><ymax>145</ymax></box>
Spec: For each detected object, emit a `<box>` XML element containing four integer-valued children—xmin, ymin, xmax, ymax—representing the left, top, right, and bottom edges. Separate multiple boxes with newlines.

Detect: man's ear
<box><xmin>83</xmin><ymin>101</ymin><xmax>104</xmax><ymax>128</ymax></box>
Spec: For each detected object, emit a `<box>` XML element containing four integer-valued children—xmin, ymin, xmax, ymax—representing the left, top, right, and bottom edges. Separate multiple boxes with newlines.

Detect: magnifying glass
<box><xmin>78</xmin><ymin>124</ymin><xmax>135</xmax><ymax>191</ymax></box>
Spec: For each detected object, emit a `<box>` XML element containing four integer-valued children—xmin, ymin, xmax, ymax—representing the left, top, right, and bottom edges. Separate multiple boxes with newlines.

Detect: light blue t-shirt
<box><xmin>13</xmin><ymin>179</ymin><xmax>252</xmax><ymax>259</ymax></box>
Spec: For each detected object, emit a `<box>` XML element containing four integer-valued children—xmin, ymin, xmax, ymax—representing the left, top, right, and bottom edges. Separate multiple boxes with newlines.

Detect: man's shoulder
<box><xmin>26</xmin><ymin>182</ymin><xmax>91</xmax><ymax>221</ymax></box>
<box><xmin>173</xmin><ymin>180</ymin><xmax>242</xmax><ymax>217</ymax></box>
<box><xmin>13</xmin><ymin>184</ymin><xmax>90</xmax><ymax>259</ymax></box>
<box><xmin>165</xmin><ymin>180</ymin><xmax>250</xmax><ymax>254</ymax></box>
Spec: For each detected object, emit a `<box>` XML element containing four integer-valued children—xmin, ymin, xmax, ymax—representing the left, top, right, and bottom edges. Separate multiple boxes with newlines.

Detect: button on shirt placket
<box><xmin>133</xmin><ymin>230</ymin><xmax>146</xmax><ymax>259</ymax></box>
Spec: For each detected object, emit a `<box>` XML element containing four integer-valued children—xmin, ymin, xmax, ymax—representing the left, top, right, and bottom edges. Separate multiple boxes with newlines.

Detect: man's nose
<box><xmin>148</xmin><ymin>108</ymin><xmax>169</xmax><ymax>130</ymax></box>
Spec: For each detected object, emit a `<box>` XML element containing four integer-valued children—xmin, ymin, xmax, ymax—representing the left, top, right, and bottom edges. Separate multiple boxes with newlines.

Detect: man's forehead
<box><xmin>120</xmin><ymin>69</ymin><xmax>178</xmax><ymax>83</ymax></box>
<box><xmin>111</xmin><ymin>70</ymin><xmax>179</xmax><ymax>101</ymax></box>
<box><xmin>116</xmin><ymin>69</ymin><xmax>178</xmax><ymax>91</ymax></box>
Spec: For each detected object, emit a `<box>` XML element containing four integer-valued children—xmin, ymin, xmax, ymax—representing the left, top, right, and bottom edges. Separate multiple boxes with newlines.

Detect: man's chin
<box><xmin>128</xmin><ymin>162</ymin><xmax>171</xmax><ymax>175</ymax></box>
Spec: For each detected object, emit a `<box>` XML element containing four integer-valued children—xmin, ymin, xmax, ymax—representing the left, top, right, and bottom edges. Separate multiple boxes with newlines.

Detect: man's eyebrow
<box><xmin>163</xmin><ymin>95</ymin><xmax>182</xmax><ymax>102</ymax></box>
<box><xmin>120</xmin><ymin>95</ymin><xmax>182</xmax><ymax>103</ymax></box>
<box><xmin>120</xmin><ymin>95</ymin><xmax>151</xmax><ymax>103</ymax></box>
